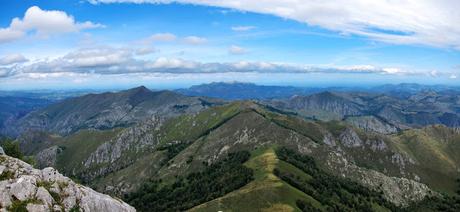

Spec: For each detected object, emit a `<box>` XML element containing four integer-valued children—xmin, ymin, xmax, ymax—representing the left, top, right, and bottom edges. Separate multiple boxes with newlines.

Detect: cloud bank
<box><xmin>88</xmin><ymin>0</ymin><xmax>460</xmax><ymax>49</ymax></box>
<box><xmin>0</xmin><ymin>46</ymin><xmax>448</xmax><ymax>79</ymax></box>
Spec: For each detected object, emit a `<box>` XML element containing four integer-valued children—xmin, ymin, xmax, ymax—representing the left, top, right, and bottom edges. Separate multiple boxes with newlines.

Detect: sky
<box><xmin>0</xmin><ymin>0</ymin><xmax>459</xmax><ymax>90</ymax></box>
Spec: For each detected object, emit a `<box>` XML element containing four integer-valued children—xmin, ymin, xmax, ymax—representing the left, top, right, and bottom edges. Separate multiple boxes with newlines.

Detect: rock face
<box><xmin>0</xmin><ymin>154</ymin><xmax>136</xmax><ymax>212</ymax></box>
<box><xmin>35</xmin><ymin>146</ymin><xmax>62</xmax><ymax>169</ymax></box>
<box><xmin>345</xmin><ymin>116</ymin><xmax>398</xmax><ymax>134</ymax></box>
<box><xmin>325</xmin><ymin>151</ymin><xmax>435</xmax><ymax>207</ymax></box>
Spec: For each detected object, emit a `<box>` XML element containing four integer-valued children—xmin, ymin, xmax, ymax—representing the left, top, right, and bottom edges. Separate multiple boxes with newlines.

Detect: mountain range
<box><xmin>1</xmin><ymin>83</ymin><xmax>460</xmax><ymax>211</ymax></box>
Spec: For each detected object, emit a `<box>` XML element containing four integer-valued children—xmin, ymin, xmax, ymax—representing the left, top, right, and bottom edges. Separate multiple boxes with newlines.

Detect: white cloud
<box><xmin>229</xmin><ymin>45</ymin><xmax>247</xmax><ymax>55</ymax></box>
<box><xmin>63</xmin><ymin>47</ymin><xmax>133</xmax><ymax>67</ymax></box>
<box><xmin>450</xmin><ymin>74</ymin><xmax>457</xmax><ymax>79</ymax></box>
<box><xmin>429</xmin><ymin>70</ymin><xmax>439</xmax><ymax>77</ymax></box>
<box><xmin>183</xmin><ymin>36</ymin><xmax>207</xmax><ymax>45</ymax></box>
<box><xmin>89</xmin><ymin>0</ymin><xmax>460</xmax><ymax>49</ymax></box>
<box><xmin>0</xmin><ymin>28</ymin><xmax>24</xmax><ymax>43</ymax></box>
<box><xmin>146</xmin><ymin>57</ymin><xmax>198</xmax><ymax>69</ymax></box>
<box><xmin>382</xmin><ymin>68</ymin><xmax>403</xmax><ymax>74</ymax></box>
<box><xmin>0</xmin><ymin>54</ymin><xmax>28</xmax><ymax>65</ymax></box>
<box><xmin>0</xmin><ymin>6</ymin><xmax>104</xmax><ymax>43</ymax></box>
<box><xmin>231</xmin><ymin>26</ymin><xmax>256</xmax><ymax>31</ymax></box>
<box><xmin>4</xmin><ymin>50</ymin><xmax>415</xmax><ymax>76</ymax></box>
<box><xmin>148</xmin><ymin>33</ymin><xmax>177</xmax><ymax>42</ymax></box>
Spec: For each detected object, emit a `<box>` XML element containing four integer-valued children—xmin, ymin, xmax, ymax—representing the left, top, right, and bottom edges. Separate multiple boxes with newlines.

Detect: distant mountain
<box><xmin>267</xmin><ymin>90</ymin><xmax>460</xmax><ymax>133</ymax></box>
<box><xmin>177</xmin><ymin>81</ymin><xmax>460</xmax><ymax>101</ymax></box>
<box><xmin>176</xmin><ymin>82</ymin><xmax>319</xmax><ymax>99</ymax></box>
<box><xmin>372</xmin><ymin>83</ymin><xmax>460</xmax><ymax>98</ymax></box>
<box><xmin>6</xmin><ymin>86</ymin><xmax>223</xmax><ymax>136</ymax></box>
<box><xmin>0</xmin><ymin>96</ymin><xmax>52</xmax><ymax>136</ymax></box>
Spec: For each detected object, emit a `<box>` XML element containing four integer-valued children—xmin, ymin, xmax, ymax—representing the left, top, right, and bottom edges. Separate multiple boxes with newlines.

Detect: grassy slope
<box><xmin>55</xmin><ymin>128</ymin><xmax>122</xmax><ymax>175</ymax></box>
<box><xmin>190</xmin><ymin>148</ymin><xmax>322</xmax><ymax>212</ymax></box>
<box><xmin>84</xmin><ymin>102</ymin><xmax>245</xmax><ymax>193</ymax></box>
<box><xmin>390</xmin><ymin>125</ymin><xmax>460</xmax><ymax>194</ymax></box>
<box><xmin>30</xmin><ymin>101</ymin><xmax>459</xmax><ymax>207</ymax></box>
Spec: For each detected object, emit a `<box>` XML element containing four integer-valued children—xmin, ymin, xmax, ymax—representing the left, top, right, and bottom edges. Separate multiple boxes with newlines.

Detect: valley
<box><xmin>2</xmin><ymin>83</ymin><xmax>460</xmax><ymax>211</ymax></box>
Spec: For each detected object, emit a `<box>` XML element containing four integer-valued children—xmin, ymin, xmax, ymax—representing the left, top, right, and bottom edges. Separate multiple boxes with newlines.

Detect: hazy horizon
<box><xmin>1</xmin><ymin>1</ymin><xmax>459</xmax><ymax>90</ymax></box>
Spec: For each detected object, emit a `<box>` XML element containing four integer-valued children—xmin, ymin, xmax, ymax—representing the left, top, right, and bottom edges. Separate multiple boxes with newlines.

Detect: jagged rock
<box><xmin>35</xmin><ymin>146</ymin><xmax>62</xmax><ymax>168</ymax></box>
<box><xmin>322</xmin><ymin>132</ymin><xmax>337</xmax><ymax>147</ymax></box>
<box><xmin>36</xmin><ymin>186</ymin><xmax>54</xmax><ymax>206</ymax></box>
<box><xmin>339</xmin><ymin>128</ymin><xmax>363</xmax><ymax>147</ymax></box>
<box><xmin>82</xmin><ymin>116</ymin><xmax>163</xmax><ymax>181</ymax></box>
<box><xmin>0</xmin><ymin>147</ymin><xmax>4</xmax><ymax>155</ymax></box>
<box><xmin>9</xmin><ymin>176</ymin><xmax>37</xmax><ymax>201</ymax></box>
<box><xmin>26</xmin><ymin>204</ymin><xmax>48</xmax><ymax>212</ymax></box>
<box><xmin>0</xmin><ymin>154</ymin><xmax>136</xmax><ymax>211</ymax></box>
<box><xmin>369</xmin><ymin>138</ymin><xmax>388</xmax><ymax>151</ymax></box>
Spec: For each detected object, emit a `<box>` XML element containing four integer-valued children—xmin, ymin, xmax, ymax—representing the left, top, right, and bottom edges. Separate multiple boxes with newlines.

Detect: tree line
<box><xmin>125</xmin><ymin>151</ymin><xmax>254</xmax><ymax>211</ymax></box>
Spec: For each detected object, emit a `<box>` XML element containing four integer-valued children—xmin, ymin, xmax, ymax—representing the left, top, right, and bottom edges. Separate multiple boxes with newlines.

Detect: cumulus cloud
<box><xmin>231</xmin><ymin>26</ymin><xmax>256</xmax><ymax>31</ymax></box>
<box><xmin>0</xmin><ymin>54</ymin><xmax>28</xmax><ymax>65</ymax></box>
<box><xmin>183</xmin><ymin>36</ymin><xmax>207</xmax><ymax>45</ymax></box>
<box><xmin>229</xmin><ymin>45</ymin><xmax>247</xmax><ymax>55</ymax></box>
<box><xmin>0</xmin><ymin>6</ymin><xmax>103</xmax><ymax>43</ymax></box>
<box><xmin>89</xmin><ymin>0</ymin><xmax>460</xmax><ymax>49</ymax></box>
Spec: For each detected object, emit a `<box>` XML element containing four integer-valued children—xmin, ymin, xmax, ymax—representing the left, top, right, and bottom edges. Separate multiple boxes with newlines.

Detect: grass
<box><xmin>55</xmin><ymin>128</ymin><xmax>122</xmax><ymax>174</ymax></box>
<box><xmin>390</xmin><ymin>127</ymin><xmax>460</xmax><ymax>194</ymax></box>
<box><xmin>7</xmin><ymin>199</ymin><xmax>43</xmax><ymax>212</ymax></box>
<box><xmin>190</xmin><ymin>148</ymin><xmax>322</xmax><ymax>212</ymax></box>
<box><xmin>158</xmin><ymin>102</ymin><xmax>242</xmax><ymax>145</ymax></box>
<box><xmin>0</xmin><ymin>169</ymin><xmax>15</xmax><ymax>181</ymax></box>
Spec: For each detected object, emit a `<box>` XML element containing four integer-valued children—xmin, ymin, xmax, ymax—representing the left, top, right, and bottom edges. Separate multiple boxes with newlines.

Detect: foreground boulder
<box><xmin>0</xmin><ymin>154</ymin><xmax>135</xmax><ymax>212</ymax></box>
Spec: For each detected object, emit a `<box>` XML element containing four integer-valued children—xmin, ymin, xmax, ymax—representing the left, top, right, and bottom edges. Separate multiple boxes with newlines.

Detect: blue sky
<box><xmin>0</xmin><ymin>0</ymin><xmax>459</xmax><ymax>90</ymax></box>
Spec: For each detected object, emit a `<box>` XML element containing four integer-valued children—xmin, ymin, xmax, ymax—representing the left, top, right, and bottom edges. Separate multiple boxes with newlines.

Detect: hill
<box><xmin>18</xmin><ymin>99</ymin><xmax>460</xmax><ymax>211</ymax></box>
<box><xmin>7</xmin><ymin>86</ymin><xmax>223</xmax><ymax>136</ymax></box>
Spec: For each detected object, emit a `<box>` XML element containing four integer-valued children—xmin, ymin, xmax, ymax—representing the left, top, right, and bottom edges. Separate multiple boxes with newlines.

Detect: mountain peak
<box><xmin>127</xmin><ymin>85</ymin><xmax>150</xmax><ymax>93</ymax></box>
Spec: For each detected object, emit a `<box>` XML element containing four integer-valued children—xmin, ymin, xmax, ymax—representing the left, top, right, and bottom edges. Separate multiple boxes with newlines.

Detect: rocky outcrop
<box><xmin>325</xmin><ymin>151</ymin><xmax>435</xmax><ymax>206</ymax></box>
<box><xmin>35</xmin><ymin>146</ymin><xmax>62</xmax><ymax>169</ymax></box>
<box><xmin>0</xmin><ymin>154</ymin><xmax>136</xmax><ymax>212</ymax></box>
<box><xmin>81</xmin><ymin>116</ymin><xmax>163</xmax><ymax>181</ymax></box>
<box><xmin>271</xmin><ymin>92</ymin><xmax>363</xmax><ymax>119</ymax></box>
<box><xmin>345</xmin><ymin>116</ymin><xmax>398</xmax><ymax>134</ymax></box>
<box><xmin>339</xmin><ymin>128</ymin><xmax>363</xmax><ymax>148</ymax></box>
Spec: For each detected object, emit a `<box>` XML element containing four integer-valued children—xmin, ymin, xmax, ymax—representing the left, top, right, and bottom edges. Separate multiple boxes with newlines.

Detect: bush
<box><xmin>0</xmin><ymin>138</ymin><xmax>24</xmax><ymax>159</ymax></box>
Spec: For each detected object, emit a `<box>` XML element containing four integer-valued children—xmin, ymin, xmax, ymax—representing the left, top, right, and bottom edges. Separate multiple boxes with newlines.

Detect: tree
<box><xmin>0</xmin><ymin>138</ymin><xmax>23</xmax><ymax>159</ymax></box>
